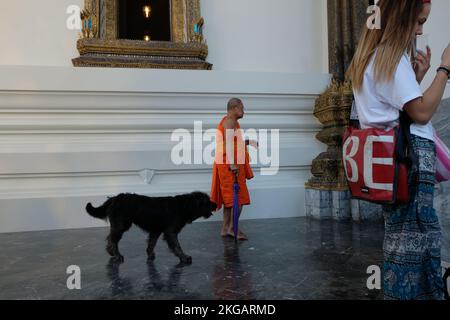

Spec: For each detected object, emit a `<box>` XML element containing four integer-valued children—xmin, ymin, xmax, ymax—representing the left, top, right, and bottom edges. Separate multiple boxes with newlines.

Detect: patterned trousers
<box><xmin>383</xmin><ymin>135</ymin><xmax>444</xmax><ymax>300</ymax></box>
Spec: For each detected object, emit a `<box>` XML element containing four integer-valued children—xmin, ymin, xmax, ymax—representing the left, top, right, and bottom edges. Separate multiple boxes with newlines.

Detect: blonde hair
<box><xmin>346</xmin><ymin>0</ymin><xmax>425</xmax><ymax>91</ymax></box>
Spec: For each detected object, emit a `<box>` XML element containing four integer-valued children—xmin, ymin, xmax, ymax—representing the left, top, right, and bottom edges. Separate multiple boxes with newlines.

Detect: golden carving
<box><xmin>171</xmin><ymin>0</ymin><xmax>187</xmax><ymax>43</ymax></box>
<box><xmin>100</xmin><ymin>0</ymin><xmax>117</xmax><ymax>40</ymax></box>
<box><xmin>191</xmin><ymin>17</ymin><xmax>205</xmax><ymax>43</ymax></box>
<box><xmin>306</xmin><ymin>0</ymin><xmax>368</xmax><ymax>191</ymax></box>
<box><xmin>80</xmin><ymin>0</ymin><xmax>100</xmax><ymax>38</ymax></box>
<box><xmin>73</xmin><ymin>38</ymin><xmax>211</xmax><ymax>70</ymax></box>
<box><xmin>186</xmin><ymin>0</ymin><xmax>201</xmax><ymax>42</ymax></box>
<box><xmin>74</xmin><ymin>0</ymin><xmax>211</xmax><ymax>70</ymax></box>
<box><xmin>305</xmin><ymin>79</ymin><xmax>354</xmax><ymax>191</ymax></box>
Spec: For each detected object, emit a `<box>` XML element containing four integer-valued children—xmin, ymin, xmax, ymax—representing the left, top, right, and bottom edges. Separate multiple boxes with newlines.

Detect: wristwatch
<box><xmin>437</xmin><ymin>66</ymin><xmax>450</xmax><ymax>79</ymax></box>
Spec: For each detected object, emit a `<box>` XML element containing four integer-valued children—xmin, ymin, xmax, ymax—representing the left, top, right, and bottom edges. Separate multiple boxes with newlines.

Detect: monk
<box><xmin>210</xmin><ymin>98</ymin><xmax>257</xmax><ymax>241</ymax></box>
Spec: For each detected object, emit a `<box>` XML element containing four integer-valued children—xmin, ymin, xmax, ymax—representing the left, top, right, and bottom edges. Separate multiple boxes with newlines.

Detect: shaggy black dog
<box><xmin>86</xmin><ymin>192</ymin><xmax>215</xmax><ymax>264</ymax></box>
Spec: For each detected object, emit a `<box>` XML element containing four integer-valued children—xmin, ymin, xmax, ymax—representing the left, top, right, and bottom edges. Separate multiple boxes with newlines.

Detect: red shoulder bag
<box><xmin>343</xmin><ymin>110</ymin><xmax>416</xmax><ymax>206</ymax></box>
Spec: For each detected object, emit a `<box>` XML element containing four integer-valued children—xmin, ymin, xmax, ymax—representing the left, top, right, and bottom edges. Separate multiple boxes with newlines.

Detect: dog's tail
<box><xmin>85</xmin><ymin>198</ymin><xmax>114</xmax><ymax>220</ymax></box>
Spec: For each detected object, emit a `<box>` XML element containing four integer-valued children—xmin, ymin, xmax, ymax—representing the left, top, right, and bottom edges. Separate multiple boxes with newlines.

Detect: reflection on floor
<box><xmin>0</xmin><ymin>216</ymin><xmax>448</xmax><ymax>300</ymax></box>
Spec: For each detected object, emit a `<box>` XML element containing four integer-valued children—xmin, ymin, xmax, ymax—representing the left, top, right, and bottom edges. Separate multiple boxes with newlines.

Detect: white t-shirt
<box><xmin>353</xmin><ymin>52</ymin><xmax>434</xmax><ymax>141</ymax></box>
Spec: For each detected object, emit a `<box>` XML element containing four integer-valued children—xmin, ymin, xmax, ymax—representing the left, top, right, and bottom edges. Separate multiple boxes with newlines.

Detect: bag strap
<box><xmin>396</xmin><ymin>111</ymin><xmax>419</xmax><ymax>203</ymax></box>
<box><xmin>398</xmin><ymin>111</ymin><xmax>418</xmax><ymax>169</ymax></box>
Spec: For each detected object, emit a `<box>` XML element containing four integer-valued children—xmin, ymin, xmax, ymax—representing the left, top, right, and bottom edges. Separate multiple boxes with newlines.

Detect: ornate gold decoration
<box><xmin>101</xmin><ymin>0</ymin><xmax>117</xmax><ymax>40</ymax></box>
<box><xmin>305</xmin><ymin>0</ymin><xmax>368</xmax><ymax>191</ymax></box>
<box><xmin>80</xmin><ymin>0</ymin><xmax>100</xmax><ymax>39</ymax></box>
<box><xmin>73</xmin><ymin>38</ymin><xmax>211</xmax><ymax>70</ymax></box>
<box><xmin>73</xmin><ymin>0</ymin><xmax>212</xmax><ymax>70</ymax></box>
<box><xmin>305</xmin><ymin>79</ymin><xmax>353</xmax><ymax>191</ymax></box>
<box><xmin>191</xmin><ymin>17</ymin><xmax>205</xmax><ymax>43</ymax></box>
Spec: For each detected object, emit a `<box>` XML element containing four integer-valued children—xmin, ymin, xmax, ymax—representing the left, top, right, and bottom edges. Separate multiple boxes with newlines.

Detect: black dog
<box><xmin>86</xmin><ymin>192</ymin><xmax>215</xmax><ymax>264</ymax></box>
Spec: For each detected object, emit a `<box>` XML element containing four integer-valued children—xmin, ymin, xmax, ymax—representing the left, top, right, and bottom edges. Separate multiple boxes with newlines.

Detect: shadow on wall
<box><xmin>432</xmin><ymin>98</ymin><xmax>450</xmax><ymax>221</ymax></box>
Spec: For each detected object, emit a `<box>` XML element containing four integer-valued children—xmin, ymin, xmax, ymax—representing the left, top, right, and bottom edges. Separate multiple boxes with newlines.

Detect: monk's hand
<box><xmin>414</xmin><ymin>46</ymin><xmax>431</xmax><ymax>84</ymax></box>
<box><xmin>230</xmin><ymin>164</ymin><xmax>239</xmax><ymax>174</ymax></box>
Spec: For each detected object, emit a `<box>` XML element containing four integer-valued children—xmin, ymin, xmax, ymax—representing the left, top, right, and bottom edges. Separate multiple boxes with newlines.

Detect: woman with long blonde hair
<box><xmin>347</xmin><ymin>0</ymin><xmax>450</xmax><ymax>300</ymax></box>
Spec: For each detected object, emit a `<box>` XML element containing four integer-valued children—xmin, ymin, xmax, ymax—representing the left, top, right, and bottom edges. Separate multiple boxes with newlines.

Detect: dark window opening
<box><xmin>118</xmin><ymin>0</ymin><xmax>171</xmax><ymax>41</ymax></box>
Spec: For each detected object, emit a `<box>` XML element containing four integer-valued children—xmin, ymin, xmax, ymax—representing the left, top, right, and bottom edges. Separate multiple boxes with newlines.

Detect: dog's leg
<box><xmin>164</xmin><ymin>232</ymin><xmax>192</xmax><ymax>264</ymax></box>
<box><xmin>106</xmin><ymin>219</ymin><xmax>131</xmax><ymax>263</ymax></box>
<box><xmin>106</xmin><ymin>230</ymin><xmax>126</xmax><ymax>263</ymax></box>
<box><xmin>146</xmin><ymin>232</ymin><xmax>161</xmax><ymax>261</ymax></box>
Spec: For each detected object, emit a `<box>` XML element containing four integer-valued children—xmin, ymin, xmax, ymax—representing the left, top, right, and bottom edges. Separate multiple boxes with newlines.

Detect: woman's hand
<box><xmin>414</xmin><ymin>46</ymin><xmax>431</xmax><ymax>84</ymax></box>
<box><xmin>405</xmin><ymin>43</ymin><xmax>450</xmax><ymax>126</ymax></box>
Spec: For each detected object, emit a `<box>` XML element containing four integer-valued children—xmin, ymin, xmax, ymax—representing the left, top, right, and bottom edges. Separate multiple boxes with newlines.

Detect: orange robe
<box><xmin>210</xmin><ymin>117</ymin><xmax>254</xmax><ymax>211</ymax></box>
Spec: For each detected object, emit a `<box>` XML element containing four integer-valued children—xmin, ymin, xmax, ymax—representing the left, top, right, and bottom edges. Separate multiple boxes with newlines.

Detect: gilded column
<box><xmin>305</xmin><ymin>0</ymin><xmax>375</xmax><ymax>221</ymax></box>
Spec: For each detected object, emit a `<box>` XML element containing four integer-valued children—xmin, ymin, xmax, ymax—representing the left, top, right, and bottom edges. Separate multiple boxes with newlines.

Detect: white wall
<box><xmin>421</xmin><ymin>0</ymin><xmax>450</xmax><ymax>98</ymax></box>
<box><xmin>0</xmin><ymin>0</ymin><xmax>328</xmax><ymax>73</ymax></box>
<box><xmin>202</xmin><ymin>0</ymin><xmax>327</xmax><ymax>73</ymax></box>
<box><xmin>0</xmin><ymin>0</ymin><xmax>84</xmax><ymax>67</ymax></box>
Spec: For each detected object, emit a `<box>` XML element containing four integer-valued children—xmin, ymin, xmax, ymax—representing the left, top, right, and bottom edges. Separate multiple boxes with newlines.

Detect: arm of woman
<box><xmin>404</xmin><ymin>43</ymin><xmax>450</xmax><ymax>124</ymax></box>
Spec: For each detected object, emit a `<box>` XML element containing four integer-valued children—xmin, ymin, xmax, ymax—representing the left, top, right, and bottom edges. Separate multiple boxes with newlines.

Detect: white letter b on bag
<box><xmin>343</xmin><ymin>136</ymin><xmax>360</xmax><ymax>183</ymax></box>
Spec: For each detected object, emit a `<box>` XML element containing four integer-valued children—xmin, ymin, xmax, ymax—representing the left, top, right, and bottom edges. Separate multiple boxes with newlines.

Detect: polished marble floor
<box><xmin>0</xmin><ymin>216</ymin><xmax>448</xmax><ymax>300</ymax></box>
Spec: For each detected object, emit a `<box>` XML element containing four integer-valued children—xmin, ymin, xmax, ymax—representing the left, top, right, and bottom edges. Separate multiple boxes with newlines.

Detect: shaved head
<box><xmin>227</xmin><ymin>98</ymin><xmax>242</xmax><ymax>111</ymax></box>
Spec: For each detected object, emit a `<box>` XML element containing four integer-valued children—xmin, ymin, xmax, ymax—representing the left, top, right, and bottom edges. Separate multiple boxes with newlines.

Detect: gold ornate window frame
<box><xmin>73</xmin><ymin>0</ymin><xmax>212</xmax><ymax>70</ymax></box>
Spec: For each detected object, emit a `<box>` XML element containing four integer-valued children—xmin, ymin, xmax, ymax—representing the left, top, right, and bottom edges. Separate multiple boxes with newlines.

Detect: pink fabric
<box><xmin>434</xmin><ymin>131</ymin><xmax>450</xmax><ymax>183</ymax></box>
